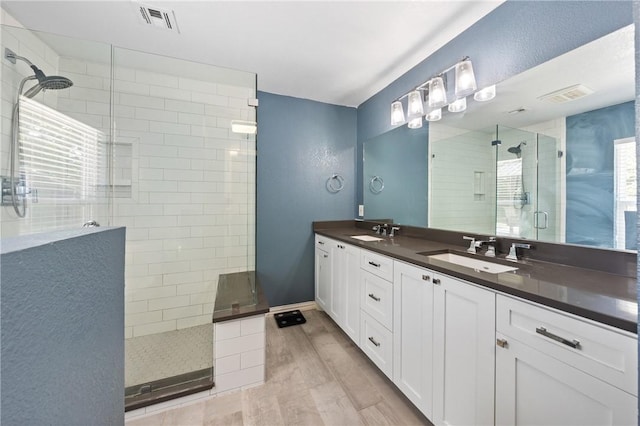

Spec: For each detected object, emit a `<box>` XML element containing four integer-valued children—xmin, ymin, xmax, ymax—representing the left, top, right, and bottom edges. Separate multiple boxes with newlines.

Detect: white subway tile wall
<box><xmin>213</xmin><ymin>316</ymin><xmax>266</xmax><ymax>393</ymax></box>
<box><xmin>430</xmin><ymin>126</ymin><xmax>496</xmax><ymax>234</ymax></box>
<box><xmin>53</xmin><ymin>55</ymin><xmax>256</xmax><ymax>338</ymax></box>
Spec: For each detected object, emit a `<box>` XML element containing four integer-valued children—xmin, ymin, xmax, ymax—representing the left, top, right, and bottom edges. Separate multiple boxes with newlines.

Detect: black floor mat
<box><xmin>274</xmin><ymin>310</ymin><xmax>306</xmax><ymax>328</ymax></box>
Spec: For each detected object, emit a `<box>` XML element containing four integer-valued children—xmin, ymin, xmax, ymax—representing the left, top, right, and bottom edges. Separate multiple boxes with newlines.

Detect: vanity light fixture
<box><xmin>407</xmin><ymin>90</ymin><xmax>425</xmax><ymax>119</ymax></box>
<box><xmin>408</xmin><ymin>116</ymin><xmax>423</xmax><ymax>129</ymax></box>
<box><xmin>474</xmin><ymin>84</ymin><xmax>496</xmax><ymax>101</ymax></box>
<box><xmin>425</xmin><ymin>108</ymin><xmax>442</xmax><ymax>121</ymax></box>
<box><xmin>390</xmin><ymin>56</ymin><xmax>486</xmax><ymax>129</ymax></box>
<box><xmin>454</xmin><ymin>58</ymin><xmax>477</xmax><ymax>97</ymax></box>
<box><xmin>427</xmin><ymin>76</ymin><xmax>447</xmax><ymax>109</ymax></box>
<box><xmin>390</xmin><ymin>100</ymin><xmax>405</xmax><ymax>125</ymax></box>
<box><xmin>448</xmin><ymin>97</ymin><xmax>467</xmax><ymax>113</ymax></box>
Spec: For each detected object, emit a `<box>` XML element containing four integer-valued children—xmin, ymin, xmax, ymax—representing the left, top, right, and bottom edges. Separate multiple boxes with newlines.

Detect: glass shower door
<box><xmin>495</xmin><ymin>125</ymin><xmax>561</xmax><ymax>241</ymax></box>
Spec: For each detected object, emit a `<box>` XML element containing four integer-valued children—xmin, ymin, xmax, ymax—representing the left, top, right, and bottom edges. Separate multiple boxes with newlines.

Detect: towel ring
<box><xmin>327</xmin><ymin>174</ymin><xmax>344</xmax><ymax>193</ymax></box>
<box><xmin>369</xmin><ymin>176</ymin><xmax>384</xmax><ymax>194</ymax></box>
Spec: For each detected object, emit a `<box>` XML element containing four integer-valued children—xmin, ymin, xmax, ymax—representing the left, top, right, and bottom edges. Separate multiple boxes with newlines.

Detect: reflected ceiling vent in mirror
<box><xmin>537</xmin><ymin>84</ymin><xmax>594</xmax><ymax>104</ymax></box>
<box><xmin>134</xmin><ymin>2</ymin><xmax>180</xmax><ymax>33</ymax></box>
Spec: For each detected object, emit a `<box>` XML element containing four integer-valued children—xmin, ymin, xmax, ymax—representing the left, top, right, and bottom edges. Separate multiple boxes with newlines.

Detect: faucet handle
<box><xmin>463</xmin><ymin>236</ymin><xmax>476</xmax><ymax>254</ymax></box>
<box><xmin>390</xmin><ymin>226</ymin><xmax>400</xmax><ymax>237</ymax></box>
<box><xmin>372</xmin><ymin>225</ymin><xmax>381</xmax><ymax>234</ymax></box>
<box><xmin>506</xmin><ymin>243</ymin><xmax>531</xmax><ymax>261</ymax></box>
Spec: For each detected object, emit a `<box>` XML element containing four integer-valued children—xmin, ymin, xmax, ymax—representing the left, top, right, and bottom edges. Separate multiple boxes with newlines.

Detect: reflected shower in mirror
<box><xmin>363</xmin><ymin>24</ymin><xmax>635</xmax><ymax>251</ymax></box>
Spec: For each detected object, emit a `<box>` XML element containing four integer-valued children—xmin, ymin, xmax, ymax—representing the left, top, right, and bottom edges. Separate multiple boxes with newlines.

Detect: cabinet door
<box><xmin>329</xmin><ymin>242</ymin><xmax>346</xmax><ymax>323</ymax></box>
<box><xmin>433</xmin><ymin>275</ymin><xmax>496</xmax><ymax>426</ymax></box>
<box><xmin>342</xmin><ymin>244</ymin><xmax>360</xmax><ymax>344</ymax></box>
<box><xmin>496</xmin><ymin>333</ymin><xmax>637</xmax><ymax>426</ymax></box>
<box><xmin>314</xmin><ymin>246</ymin><xmax>330</xmax><ymax>312</ymax></box>
<box><xmin>393</xmin><ymin>261</ymin><xmax>434</xmax><ymax>419</ymax></box>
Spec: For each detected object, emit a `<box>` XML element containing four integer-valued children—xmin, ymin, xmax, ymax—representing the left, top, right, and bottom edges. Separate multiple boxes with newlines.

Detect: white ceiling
<box><xmin>1</xmin><ymin>1</ymin><xmax>504</xmax><ymax>107</ymax></box>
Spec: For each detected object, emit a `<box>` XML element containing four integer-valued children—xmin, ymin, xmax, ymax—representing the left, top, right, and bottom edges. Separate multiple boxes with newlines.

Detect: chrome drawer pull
<box><xmin>337</xmin><ymin>244</ymin><xmax>345</xmax><ymax>249</ymax></box>
<box><xmin>318</xmin><ymin>241</ymin><xmax>325</xmax><ymax>245</ymax></box>
<box><xmin>422</xmin><ymin>275</ymin><xmax>431</xmax><ymax>281</ymax></box>
<box><xmin>368</xmin><ymin>336</ymin><xmax>381</xmax><ymax>347</ymax></box>
<box><xmin>323</xmin><ymin>254</ymin><xmax>328</xmax><ymax>258</ymax></box>
<box><xmin>368</xmin><ymin>293</ymin><xmax>381</xmax><ymax>302</ymax></box>
<box><xmin>536</xmin><ymin>327</ymin><xmax>581</xmax><ymax>349</ymax></box>
<box><xmin>432</xmin><ymin>278</ymin><xmax>441</xmax><ymax>285</ymax></box>
<box><xmin>368</xmin><ymin>261</ymin><xmax>381</xmax><ymax>268</ymax></box>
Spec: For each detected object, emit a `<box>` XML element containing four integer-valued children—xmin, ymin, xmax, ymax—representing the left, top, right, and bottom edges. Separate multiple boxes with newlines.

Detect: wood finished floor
<box><xmin>127</xmin><ymin>309</ymin><xmax>432</xmax><ymax>426</ymax></box>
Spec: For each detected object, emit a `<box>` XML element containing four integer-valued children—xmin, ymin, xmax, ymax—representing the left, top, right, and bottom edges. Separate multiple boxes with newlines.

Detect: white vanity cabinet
<box><xmin>393</xmin><ymin>261</ymin><xmax>434</xmax><ymax>419</ymax></box>
<box><xmin>331</xmin><ymin>241</ymin><xmax>361</xmax><ymax>343</ymax></box>
<box><xmin>393</xmin><ymin>260</ymin><xmax>496</xmax><ymax>425</ymax></box>
<box><xmin>313</xmin><ymin>235</ymin><xmax>361</xmax><ymax>344</ymax></box>
<box><xmin>432</xmin><ymin>272</ymin><xmax>496</xmax><ymax>426</ymax></box>
<box><xmin>314</xmin><ymin>235</ymin><xmax>331</xmax><ymax>312</ymax></box>
<box><xmin>495</xmin><ymin>295</ymin><xmax>638</xmax><ymax>426</ymax></box>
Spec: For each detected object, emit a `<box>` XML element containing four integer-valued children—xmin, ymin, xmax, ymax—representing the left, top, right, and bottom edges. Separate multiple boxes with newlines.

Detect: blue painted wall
<box><xmin>363</xmin><ymin>124</ymin><xmax>428</xmax><ymax>226</ymax></box>
<box><xmin>1</xmin><ymin>227</ymin><xmax>125</xmax><ymax>424</ymax></box>
<box><xmin>566</xmin><ymin>101</ymin><xmax>635</xmax><ymax>247</ymax></box>
<box><xmin>356</xmin><ymin>1</ymin><xmax>633</xmax><ymax>210</ymax></box>
<box><xmin>256</xmin><ymin>91</ymin><xmax>357</xmax><ymax>307</ymax></box>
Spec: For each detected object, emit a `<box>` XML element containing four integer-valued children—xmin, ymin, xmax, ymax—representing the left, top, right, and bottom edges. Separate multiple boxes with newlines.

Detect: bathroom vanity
<box><xmin>314</xmin><ymin>221</ymin><xmax>637</xmax><ymax>426</ymax></box>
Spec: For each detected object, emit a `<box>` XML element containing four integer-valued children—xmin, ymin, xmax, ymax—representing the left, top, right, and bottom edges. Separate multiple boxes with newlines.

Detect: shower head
<box><xmin>5</xmin><ymin>48</ymin><xmax>73</xmax><ymax>98</ymax></box>
<box><xmin>507</xmin><ymin>141</ymin><xmax>527</xmax><ymax>158</ymax></box>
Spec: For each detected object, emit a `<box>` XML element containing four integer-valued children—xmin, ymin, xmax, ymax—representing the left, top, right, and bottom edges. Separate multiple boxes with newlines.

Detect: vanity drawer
<box><xmin>497</xmin><ymin>295</ymin><xmax>637</xmax><ymax>396</ymax></box>
<box><xmin>315</xmin><ymin>234</ymin><xmax>332</xmax><ymax>249</ymax></box>
<box><xmin>361</xmin><ymin>270</ymin><xmax>393</xmax><ymax>331</ymax></box>
<box><xmin>360</xmin><ymin>310</ymin><xmax>393</xmax><ymax>379</ymax></box>
<box><xmin>361</xmin><ymin>250</ymin><xmax>394</xmax><ymax>282</ymax></box>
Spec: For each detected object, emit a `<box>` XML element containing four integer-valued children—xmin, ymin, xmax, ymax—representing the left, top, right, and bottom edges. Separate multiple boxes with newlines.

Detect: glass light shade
<box><xmin>407</xmin><ymin>116</ymin><xmax>423</xmax><ymax>129</ymax></box>
<box><xmin>455</xmin><ymin>59</ymin><xmax>477</xmax><ymax>97</ymax></box>
<box><xmin>448</xmin><ymin>97</ymin><xmax>467</xmax><ymax>113</ymax></box>
<box><xmin>407</xmin><ymin>90</ymin><xmax>424</xmax><ymax>119</ymax></box>
<box><xmin>473</xmin><ymin>85</ymin><xmax>496</xmax><ymax>102</ymax></box>
<box><xmin>428</xmin><ymin>77</ymin><xmax>447</xmax><ymax>108</ymax></box>
<box><xmin>425</xmin><ymin>108</ymin><xmax>442</xmax><ymax>122</ymax></box>
<box><xmin>390</xmin><ymin>101</ymin><xmax>405</xmax><ymax>125</ymax></box>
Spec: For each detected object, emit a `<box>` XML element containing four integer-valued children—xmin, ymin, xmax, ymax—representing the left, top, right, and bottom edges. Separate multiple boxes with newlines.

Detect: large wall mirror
<box><xmin>363</xmin><ymin>24</ymin><xmax>635</xmax><ymax>251</ymax></box>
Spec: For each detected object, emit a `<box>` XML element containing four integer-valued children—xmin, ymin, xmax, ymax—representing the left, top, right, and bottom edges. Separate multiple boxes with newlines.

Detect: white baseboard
<box><xmin>267</xmin><ymin>301</ymin><xmax>318</xmax><ymax>316</ymax></box>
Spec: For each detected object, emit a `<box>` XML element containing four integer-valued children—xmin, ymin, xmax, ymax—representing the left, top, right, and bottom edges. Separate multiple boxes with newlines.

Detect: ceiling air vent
<box><xmin>537</xmin><ymin>84</ymin><xmax>594</xmax><ymax>104</ymax></box>
<box><xmin>135</xmin><ymin>3</ymin><xmax>180</xmax><ymax>33</ymax></box>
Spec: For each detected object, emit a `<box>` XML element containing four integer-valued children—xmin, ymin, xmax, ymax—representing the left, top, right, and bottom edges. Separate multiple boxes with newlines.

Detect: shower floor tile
<box><xmin>125</xmin><ymin>324</ymin><xmax>213</xmax><ymax>388</ymax></box>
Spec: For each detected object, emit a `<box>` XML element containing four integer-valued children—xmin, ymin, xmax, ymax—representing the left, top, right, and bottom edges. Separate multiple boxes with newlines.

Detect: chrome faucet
<box><xmin>463</xmin><ymin>236</ymin><xmax>476</xmax><ymax>253</ymax></box>
<box><xmin>380</xmin><ymin>223</ymin><xmax>388</xmax><ymax>236</ymax></box>
<box><xmin>372</xmin><ymin>225</ymin><xmax>381</xmax><ymax>234</ymax></box>
<box><xmin>506</xmin><ymin>243</ymin><xmax>531</xmax><ymax>261</ymax></box>
<box><xmin>390</xmin><ymin>226</ymin><xmax>400</xmax><ymax>237</ymax></box>
<box><xmin>475</xmin><ymin>237</ymin><xmax>497</xmax><ymax>257</ymax></box>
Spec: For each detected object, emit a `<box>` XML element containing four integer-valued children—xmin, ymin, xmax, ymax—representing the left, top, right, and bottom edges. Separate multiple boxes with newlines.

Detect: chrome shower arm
<box><xmin>5</xmin><ymin>48</ymin><xmax>35</xmax><ymax>67</ymax></box>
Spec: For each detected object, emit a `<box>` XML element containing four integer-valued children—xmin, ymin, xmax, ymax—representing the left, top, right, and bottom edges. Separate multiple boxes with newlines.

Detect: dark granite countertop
<box><xmin>314</xmin><ymin>224</ymin><xmax>637</xmax><ymax>334</ymax></box>
<box><xmin>213</xmin><ymin>271</ymin><xmax>270</xmax><ymax>323</ymax></box>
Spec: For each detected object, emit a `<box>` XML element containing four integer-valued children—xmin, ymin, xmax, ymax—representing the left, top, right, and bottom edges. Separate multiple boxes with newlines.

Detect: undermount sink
<box><xmin>351</xmin><ymin>235</ymin><xmax>384</xmax><ymax>242</ymax></box>
<box><xmin>423</xmin><ymin>252</ymin><xmax>518</xmax><ymax>274</ymax></box>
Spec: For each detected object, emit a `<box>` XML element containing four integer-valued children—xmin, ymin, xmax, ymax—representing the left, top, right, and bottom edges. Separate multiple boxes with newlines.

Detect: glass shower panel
<box><xmin>0</xmin><ymin>25</ymin><xmax>112</xmax><ymax>238</ymax></box>
<box><xmin>496</xmin><ymin>126</ymin><xmax>561</xmax><ymax>241</ymax></box>
<box><xmin>536</xmin><ymin>133</ymin><xmax>563</xmax><ymax>243</ymax></box>
<box><xmin>111</xmin><ymin>47</ymin><xmax>257</xmax><ymax>407</ymax></box>
<box><xmin>495</xmin><ymin>126</ymin><xmax>537</xmax><ymax>239</ymax></box>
